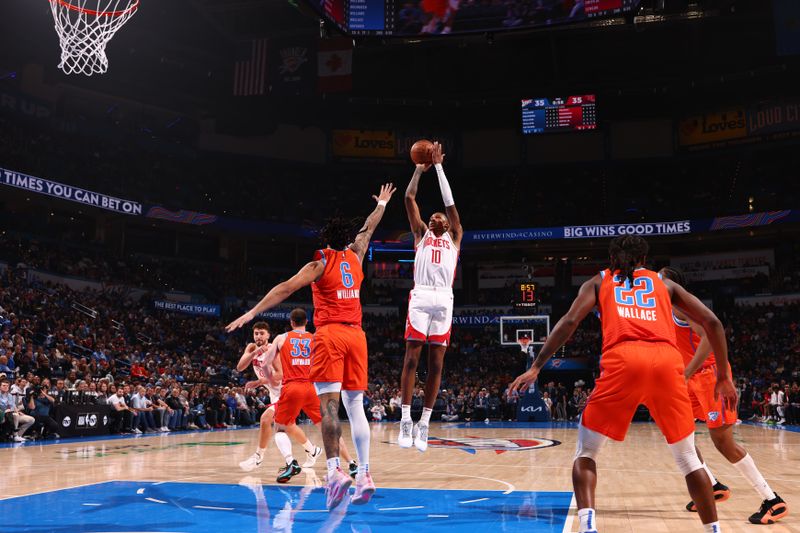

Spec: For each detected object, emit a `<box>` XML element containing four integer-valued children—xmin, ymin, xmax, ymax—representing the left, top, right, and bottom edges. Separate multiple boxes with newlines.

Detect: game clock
<box><xmin>514</xmin><ymin>282</ymin><xmax>537</xmax><ymax>310</ymax></box>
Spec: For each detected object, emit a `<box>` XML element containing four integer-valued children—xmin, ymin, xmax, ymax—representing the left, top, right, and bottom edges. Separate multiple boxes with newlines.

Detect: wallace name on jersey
<box><xmin>617</xmin><ymin>306</ymin><xmax>657</xmax><ymax>321</ymax></box>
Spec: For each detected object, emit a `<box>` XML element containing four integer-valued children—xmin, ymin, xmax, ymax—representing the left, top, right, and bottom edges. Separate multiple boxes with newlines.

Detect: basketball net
<box><xmin>49</xmin><ymin>0</ymin><xmax>139</xmax><ymax>76</ymax></box>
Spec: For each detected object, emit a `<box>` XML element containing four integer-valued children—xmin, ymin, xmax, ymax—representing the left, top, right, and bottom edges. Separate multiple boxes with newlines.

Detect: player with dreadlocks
<box><xmin>227</xmin><ymin>183</ymin><xmax>396</xmax><ymax>510</ymax></box>
<box><xmin>510</xmin><ymin>235</ymin><xmax>737</xmax><ymax>533</ymax></box>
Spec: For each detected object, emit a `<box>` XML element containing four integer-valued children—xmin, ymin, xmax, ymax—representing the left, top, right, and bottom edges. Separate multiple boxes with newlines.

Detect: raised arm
<box><xmin>431</xmin><ymin>142</ymin><xmax>462</xmax><ymax>247</ymax></box>
<box><xmin>226</xmin><ymin>261</ymin><xmax>325</xmax><ymax>332</ymax></box>
<box><xmin>350</xmin><ymin>182</ymin><xmax>397</xmax><ymax>263</ymax></box>
<box><xmin>236</xmin><ymin>342</ymin><xmax>259</xmax><ymax>372</ymax></box>
<box><xmin>405</xmin><ymin>165</ymin><xmax>429</xmax><ymax>244</ymax></box>
<box><xmin>665</xmin><ymin>279</ymin><xmax>737</xmax><ymax>405</ymax></box>
<box><xmin>261</xmin><ymin>334</ymin><xmax>285</xmax><ymax>368</ymax></box>
<box><xmin>510</xmin><ymin>275</ymin><xmax>600</xmax><ymax>392</ymax></box>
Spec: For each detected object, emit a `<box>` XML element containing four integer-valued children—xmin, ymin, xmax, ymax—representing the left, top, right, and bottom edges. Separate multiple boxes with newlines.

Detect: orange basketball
<box><xmin>410</xmin><ymin>139</ymin><xmax>434</xmax><ymax>165</ymax></box>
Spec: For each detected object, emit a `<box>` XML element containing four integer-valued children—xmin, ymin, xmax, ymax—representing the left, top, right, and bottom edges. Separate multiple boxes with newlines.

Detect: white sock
<box><xmin>577</xmin><ymin>508</ymin><xmax>596</xmax><ymax>532</ymax></box>
<box><xmin>302</xmin><ymin>439</ymin><xmax>315</xmax><ymax>454</ymax></box>
<box><xmin>420</xmin><ymin>407</ymin><xmax>432</xmax><ymax>425</ymax></box>
<box><xmin>274</xmin><ymin>432</ymin><xmax>294</xmax><ymax>464</ymax></box>
<box><xmin>326</xmin><ymin>457</ymin><xmax>340</xmax><ymax>478</ymax></box>
<box><xmin>256</xmin><ymin>447</ymin><xmax>266</xmax><ymax>457</ymax></box>
<box><xmin>357</xmin><ymin>463</ymin><xmax>369</xmax><ymax>476</ymax></box>
<box><xmin>702</xmin><ymin>463</ymin><xmax>718</xmax><ymax>485</ymax></box>
<box><xmin>401</xmin><ymin>404</ymin><xmax>411</xmax><ymax>421</ymax></box>
<box><xmin>342</xmin><ymin>390</ymin><xmax>371</xmax><ymax>469</ymax></box>
<box><xmin>733</xmin><ymin>453</ymin><xmax>776</xmax><ymax>500</ymax></box>
<box><xmin>704</xmin><ymin>521</ymin><xmax>721</xmax><ymax>532</ymax></box>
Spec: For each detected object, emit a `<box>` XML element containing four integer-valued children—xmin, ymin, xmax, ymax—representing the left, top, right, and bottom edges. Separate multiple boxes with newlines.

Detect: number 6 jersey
<box><xmin>596</xmin><ymin>268</ymin><xmax>677</xmax><ymax>352</ymax></box>
<box><xmin>311</xmin><ymin>248</ymin><xmax>364</xmax><ymax>327</ymax></box>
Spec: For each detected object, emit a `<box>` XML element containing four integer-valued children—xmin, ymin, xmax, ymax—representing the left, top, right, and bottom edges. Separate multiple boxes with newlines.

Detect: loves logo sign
<box><xmin>332</xmin><ymin>129</ymin><xmax>396</xmax><ymax>158</ymax></box>
<box><xmin>678</xmin><ymin>108</ymin><xmax>747</xmax><ymax>147</ymax></box>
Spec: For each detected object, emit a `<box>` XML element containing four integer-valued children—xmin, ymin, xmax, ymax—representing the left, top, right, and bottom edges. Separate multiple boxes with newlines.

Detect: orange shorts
<box><xmin>688</xmin><ymin>365</ymin><xmax>737</xmax><ymax>429</ymax></box>
<box><xmin>274</xmin><ymin>380</ymin><xmax>322</xmax><ymax>426</ymax></box>
<box><xmin>582</xmin><ymin>341</ymin><xmax>695</xmax><ymax>444</ymax></box>
<box><xmin>310</xmin><ymin>323</ymin><xmax>368</xmax><ymax>391</ymax></box>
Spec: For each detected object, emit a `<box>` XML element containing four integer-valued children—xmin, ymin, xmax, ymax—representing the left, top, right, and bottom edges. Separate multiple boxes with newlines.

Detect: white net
<box><xmin>49</xmin><ymin>0</ymin><xmax>139</xmax><ymax>76</ymax></box>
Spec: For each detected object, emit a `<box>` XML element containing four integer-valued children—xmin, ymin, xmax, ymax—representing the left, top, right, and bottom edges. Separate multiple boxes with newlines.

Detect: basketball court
<box><xmin>2</xmin><ymin>421</ymin><xmax>797</xmax><ymax>532</ymax></box>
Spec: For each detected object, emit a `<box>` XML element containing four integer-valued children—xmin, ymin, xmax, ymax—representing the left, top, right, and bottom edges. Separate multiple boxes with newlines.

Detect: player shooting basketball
<box><xmin>399</xmin><ymin>141</ymin><xmax>462</xmax><ymax>452</ymax></box>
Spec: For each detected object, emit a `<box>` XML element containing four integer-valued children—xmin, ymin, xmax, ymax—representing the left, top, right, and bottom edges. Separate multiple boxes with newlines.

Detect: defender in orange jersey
<box><xmin>256</xmin><ymin>308</ymin><xmax>358</xmax><ymax>484</ymax></box>
<box><xmin>227</xmin><ymin>183</ymin><xmax>396</xmax><ymax>511</ymax></box>
<box><xmin>511</xmin><ymin>235</ymin><xmax>737</xmax><ymax>533</ymax></box>
<box><xmin>661</xmin><ymin>267</ymin><xmax>788</xmax><ymax>525</ymax></box>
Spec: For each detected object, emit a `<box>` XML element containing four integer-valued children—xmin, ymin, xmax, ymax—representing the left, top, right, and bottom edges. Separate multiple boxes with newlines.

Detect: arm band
<box><xmin>377</xmin><ymin>200</ymin><xmax>388</xmax><ymax>207</ymax></box>
<box><xmin>434</xmin><ymin>163</ymin><xmax>455</xmax><ymax>207</ymax></box>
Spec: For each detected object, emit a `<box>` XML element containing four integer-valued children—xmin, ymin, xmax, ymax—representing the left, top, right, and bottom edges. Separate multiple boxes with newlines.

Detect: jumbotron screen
<box><xmin>310</xmin><ymin>0</ymin><xmax>638</xmax><ymax>35</ymax></box>
<box><xmin>521</xmin><ymin>95</ymin><xmax>597</xmax><ymax>135</ymax></box>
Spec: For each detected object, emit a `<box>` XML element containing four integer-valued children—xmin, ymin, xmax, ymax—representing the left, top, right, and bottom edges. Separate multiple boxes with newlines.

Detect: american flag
<box><xmin>233</xmin><ymin>38</ymin><xmax>268</xmax><ymax>96</ymax></box>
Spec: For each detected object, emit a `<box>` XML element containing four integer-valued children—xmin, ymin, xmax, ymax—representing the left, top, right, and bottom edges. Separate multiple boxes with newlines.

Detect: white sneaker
<box><xmin>302</xmin><ymin>446</ymin><xmax>323</xmax><ymax>468</ymax></box>
<box><xmin>239</xmin><ymin>452</ymin><xmax>263</xmax><ymax>472</ymax></box>
<box><xmin>13</xmin><ymin>435</ymin><xmax>26</xmax><ymax>442</ymax></box>
<box><xmin>779</xmin><ymin>418</ymin><xmax>786</xmax><ymax>425</ymax></box>
<box><xmin>414</xmin><ymin>423</ymin><xmax>429</xmax><ymax>452</ymax></box>
<box><xmin>398</xmin><ymin>420</ymin><xmax>413</xmax><ymax>448</ymax></box>
<box><xmin>133</xmin><ymin>428</ymin><xmax>142</xmax><ymax>434</ymax></box>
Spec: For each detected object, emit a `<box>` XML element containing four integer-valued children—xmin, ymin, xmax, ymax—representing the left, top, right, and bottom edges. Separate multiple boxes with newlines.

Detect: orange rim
<box><xmin>53</xmin><ymin>0</ymin><xmax>139</xmax><ymax>17</ymax></box>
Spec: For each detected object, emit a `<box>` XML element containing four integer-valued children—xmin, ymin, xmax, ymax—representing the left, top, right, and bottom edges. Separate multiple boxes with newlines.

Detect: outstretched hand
<box><xmin>509</xmin><ymin>366</ymin><xmax>540</xmax><ymax>396</ymax></box>
<box><xmin>373</xmin><ymin>182</ymin><xmax>397</xmax><ymax>204</ymax></box>
<box><xmin>431</xmin><ymin>142</ymin><xmax>445</xmax><ymax>165</ymax></box>
<box><xmin>416</xmin><ymin>163</ymin><xmax>431</xmax><ymax>172</ymax></box>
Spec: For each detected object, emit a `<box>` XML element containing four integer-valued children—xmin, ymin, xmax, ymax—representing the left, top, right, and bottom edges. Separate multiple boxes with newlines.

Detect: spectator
<box><xmin>26</xmin><ymin>382</ymin><xmax>61</xmax><ymax>438</ymax></box>
<box><xmin>1</xmin><ymin>379</ymin><xmax>35</xmax><ymax>441</ymax></box>
<box><xmin>370</xmin><ymin>401</ymin><xmax>386</xmax><ymax>422</ymax></box>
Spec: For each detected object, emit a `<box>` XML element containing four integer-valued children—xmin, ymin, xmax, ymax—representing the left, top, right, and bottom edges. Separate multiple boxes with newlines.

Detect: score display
<box><xmin>521</xmin><ymin>95</ymin><xmax>597</xmax><ymax>135</ymax></box>
<box><xmin>514</xmin><ymin>282</ymin><xmax>537</xmax><ymax>310</ymax></box>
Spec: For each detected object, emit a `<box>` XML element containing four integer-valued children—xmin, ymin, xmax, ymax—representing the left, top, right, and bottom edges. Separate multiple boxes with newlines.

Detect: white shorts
<box><xmin>405</xmin><ymin>285</ymin><xmax>454</xmax><ymax>346</ymax></box>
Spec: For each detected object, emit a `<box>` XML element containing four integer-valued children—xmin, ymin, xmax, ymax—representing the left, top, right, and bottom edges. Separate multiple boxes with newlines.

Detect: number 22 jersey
<box><xmin>596</xmin><ymin>268</ymin><xmax>677</xmax><ymax>352</ymax></box>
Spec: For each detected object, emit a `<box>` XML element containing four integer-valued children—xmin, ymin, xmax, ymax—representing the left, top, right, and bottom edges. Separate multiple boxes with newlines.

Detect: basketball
<box><xmin>410</xmin><ymin>139</ymin><xmax>434</xmax><ymax>165</ymax></box>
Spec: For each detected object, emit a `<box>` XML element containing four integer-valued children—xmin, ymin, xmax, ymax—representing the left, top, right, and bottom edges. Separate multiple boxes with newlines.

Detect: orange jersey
<box><xmin>311</xmin><ymin>248</ymin><xmax>364</xmax><ymax>327</ymax></box>
<box><xmin>597</xmin><ymin>268</ymin><xmax>677</xmax><ymax>352</ymax></box>
<box><xmin>279</xmin><ymin>330</ymin><xmax>314</xmax><ymax>383</ymax></box>
<box><xmin>672</xmin><ymin>313</ymin><xmax>716</xmax><ymax>369</ymax></box>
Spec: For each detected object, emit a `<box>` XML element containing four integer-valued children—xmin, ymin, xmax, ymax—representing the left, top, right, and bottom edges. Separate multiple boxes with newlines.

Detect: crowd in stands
<box><xmin>1</xmin><ymin>234</ymin><xmax>799</xmax><ymax>442</ymax></box>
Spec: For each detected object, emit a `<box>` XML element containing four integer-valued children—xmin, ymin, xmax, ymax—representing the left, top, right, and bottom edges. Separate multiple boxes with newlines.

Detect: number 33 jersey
<box><xmin>597</xmin><ymin>268</ymin><xmax>677</xmax><ymax>352</ymax></box>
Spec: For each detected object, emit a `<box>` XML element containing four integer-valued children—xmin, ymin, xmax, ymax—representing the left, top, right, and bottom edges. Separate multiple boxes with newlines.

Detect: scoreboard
<box><xmin>514</xmin><ymin>281</ymin><xmax>538</xmax><ymax>311</ymax></box>
<box><xmin>347</xmin><ymin>0</ymin><xmax>394</xmax><ymax>35</ymax></box>
<box><xmin>521</xmin><ymin>95</ymin><xmax>597</xmax><ymax>135</ymax></box>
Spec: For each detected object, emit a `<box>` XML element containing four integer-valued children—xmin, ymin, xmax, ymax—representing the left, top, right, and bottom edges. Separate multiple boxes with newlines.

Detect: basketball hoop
<box><xmin>48</xmin><ymin>0</ymin><xmax>140</xmax><ymax>76</ymax></box>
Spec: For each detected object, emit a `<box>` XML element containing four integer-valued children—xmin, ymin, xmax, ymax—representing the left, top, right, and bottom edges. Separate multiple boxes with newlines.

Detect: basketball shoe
<box><xmin>398</xmin><ymin>419</ymin><xmax>413</xmax><ymax>448</ymax></box>
<box><xmin>351</xmin><ymin>472</ymin><xmax>376</xmax><ymax>505</ymax></box>
<box><xmin>414</xmin><ymin>422</ymin><xmax>429</xmax><ymax>452</ymax></box>
<box><xmin>348</xmin><ymin>460</ymin><xmax>358</xmax><ymax>479</ymax></box>
<box><xmin>302</xmin><ymin>446</ymin><xmax>322</xmax><ymax>468</ymax></box>
<box><xmin>276</xmin><ymin>460</ymin><xmax>301</xmax><ymax>483</ymax></box>
<box><xmin>325</xmin><ymin>468</ymin><xmax>353</xmax><ymax>510</ymax></box>
<box><xmin>749</xmin><ymin>494</ymin><xmax>788</xmax><ymax>524</ymax></box>
<box><xmin>239</xmin><ymin>452</ymin><xmax>263</xmax><ymax>472</ymax></box>
<box><xmin>686</xmin><ymin>481</ymin><xmax>731</xmax><ymax>512</ymax></box>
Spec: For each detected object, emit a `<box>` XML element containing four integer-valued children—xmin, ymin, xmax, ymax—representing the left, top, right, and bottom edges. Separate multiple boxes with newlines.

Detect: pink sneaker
<box><xmin>325</xmin><ymin>468</ymin><xmax>353</xmax><ymax>510</ymax></box>
<box><xmin>350</xmin><ymin>472</ymin><xmax>376</xmax><ymax>505</ymax></box>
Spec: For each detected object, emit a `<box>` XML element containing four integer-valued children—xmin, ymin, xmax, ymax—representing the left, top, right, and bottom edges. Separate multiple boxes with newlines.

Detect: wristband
<box><xmin>377</xmin><ymin>200</ymin><xmax>388</xmax><ymax>207</ymax></box>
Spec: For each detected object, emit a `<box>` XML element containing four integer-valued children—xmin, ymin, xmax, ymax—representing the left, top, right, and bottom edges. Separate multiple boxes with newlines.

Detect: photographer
<box><xmin>26</xmin><ymin>383</ymin><xmax>60</xmax><ymax>439</ymax></box>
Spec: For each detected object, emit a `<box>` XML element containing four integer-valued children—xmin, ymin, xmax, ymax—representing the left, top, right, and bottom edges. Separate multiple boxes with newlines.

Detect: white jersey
<box><xmin>253</xmin><ymin>346</ymin><xmax>281</xmax><ymax>403</ymax></box>
<box><xmin>414</xmin><ymin>230</ymin><xmax>458</xmax><ymax>287</ymax></box>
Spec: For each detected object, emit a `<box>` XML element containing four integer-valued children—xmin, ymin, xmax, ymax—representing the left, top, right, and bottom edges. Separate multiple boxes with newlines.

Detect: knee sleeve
<box><xmin>574</xmin><ymin>423</ymin><xmax>608</xmax><ymax>461</ymax></box>
<box><xmin>669</xmin><ymin>433</ymin><xmax>703</xmax><ymax>476</ymax></box>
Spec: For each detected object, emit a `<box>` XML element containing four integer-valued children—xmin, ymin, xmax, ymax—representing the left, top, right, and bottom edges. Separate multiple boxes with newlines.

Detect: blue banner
<box><xmin>154</xmin><ymin>300</ymin><xmax>221</xmax><ymax>317</ymax></box>
<box><xmin>543</xmin><ymin>358</ymin><xmax>590</xmax><ymax>370</ymax></box>
<box><xmin>451</xmin><ymin>315</ymin><xmax>501</xmax><ymax>328</ymax></box>
<box><xmin>1</xmin><ymin>168</ymin><xmax>142</xmax><ymax>216</ymax></box>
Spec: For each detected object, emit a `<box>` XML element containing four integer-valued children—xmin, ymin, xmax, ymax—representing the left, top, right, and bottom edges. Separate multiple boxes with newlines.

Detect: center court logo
<box><xmin>387</xmin><ymin>435</ymin><xmax>560</xmax><ymax>454</ymax></box>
